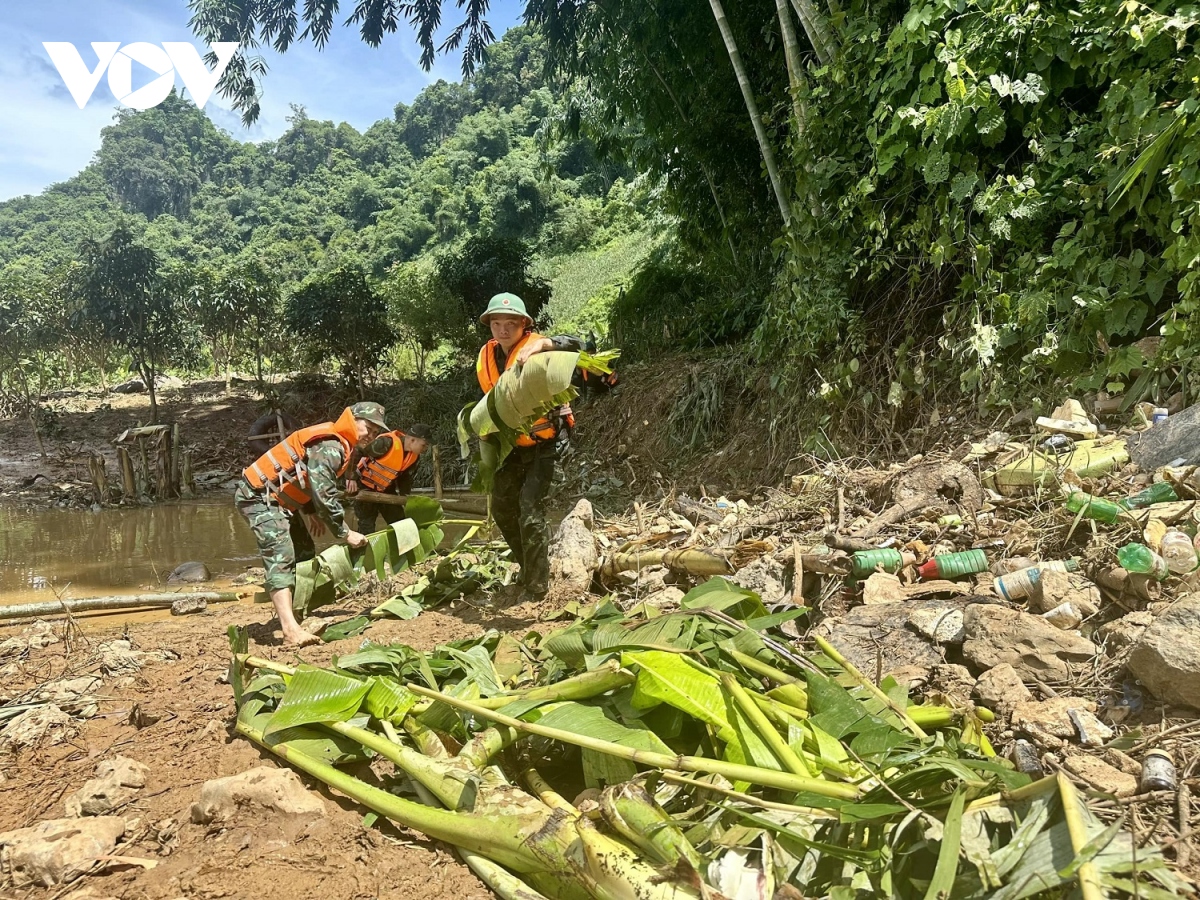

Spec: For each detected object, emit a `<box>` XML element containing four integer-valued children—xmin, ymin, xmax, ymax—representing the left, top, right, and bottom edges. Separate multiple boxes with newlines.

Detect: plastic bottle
<box><xmin>1117</xmin><ymin>544</ymin><xmax>1170</xmax><ymax>581</ymax></box>
<box><xmin>1121</xmin><ymin>482</ymin><xmax>1178</xmax><ymax>509</ymax></box>
<box><xmin>850</xmin><ymin>549</ymin><xmax>915</xmax><ymax>579</ymax></box>
<box><xmin>1064</xmin><ymin>492</ymin><xmax>1125</xmax><ymax>524</ymax></box>
<box><xmin>916</xmin><ymin>549</ymin><xmax>988</xmax><ymax>580</ymax></box>
<box><xmin>993</xmin><ymin>559</ymin><xmax>1081</xmax><ymax>602</ymax></box>
<box><xmin>1159</xmin><ymin>529</ymin><xmax>1198</xmax><ymax>575</ymax></box>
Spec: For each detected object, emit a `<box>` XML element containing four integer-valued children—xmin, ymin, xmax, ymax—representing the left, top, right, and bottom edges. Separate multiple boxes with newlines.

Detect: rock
<box><xmin>814</xmin><ymin>597</ymin><xmax>972</xmax><ymax>686</ymax></box>
<box><xmin>190</xmin><ymin>767</ymin><xmax>326</xmax><ymax>824</ymax></box>
<box><xmin>232</xmin><ymin>566</ymin><xmax>266</xmax><ymax>586</ymax></box>
<box><xmin>112</xmin><ymin>377</ymin><xmax>147</xmax><ymax>394</ymax></box>
<box><xmin>974</xmin><ymin>664</ymin><xmax>1033</xmax><ymax>717</ymax></box>
<box><xmin>1012</xmin><ymin>697</ymin><xmax>1097</xmax><ymax>741</ymax></box>
<box><xmin>548</xmin><ymin>499</ymin><xmax>598</xmax><ymax>598</ymax></box>
<box><xmin>862</xmin><ymin>572</ymin><xmax>904</xmax><ymax>605</ymax></box>
<box><xmin>962</xmin><ymin>605</ymin><xmax>1097</xmax><ymax>681</ymax></box>
<box><xmin>0</xmin><ymin>705</ymin><xmax>77</xmax><ymax>755</ymax></box>
<box><xmin>631</xmin><ymin>565</ymin><xmax>669</xmax><ymax>594</ymax></box>
<box><xmin>170</xmin><ymin>597</ymin><xmax>208</xmax><ymax>616</ymax></box>
<box><xmin>1128</xmin><ymin>596</ymin><xmax>1200</xmax><ymax>709</ymax></box>
<box><xmin>1028</xmin><ymin>569</ymin><xmax>1100</xmax><ymax>616</ymax></box>
<box><xmin>167</xmin><ymin>561</ymin><xmax>211</xmax><ymax>584</ymax></box>
<box><xmin>0</xmin><ymin>622</ymin><xmax>60</xmax><ymax>659</ymax></box>
<box><xmin>98</xmin><ymin>640</ymin><xmax>178</xmax><ymax>676</ymax></box>
<box><xmin>640</xmin><ymin>586</ymin><xmax>685</xmax><ymax>610</ymax></box>
<box><xmin>66</xmin><ymin>758</ymin><xmax>149</xmax><ymax>817</ymax></box>
<box><xmin>908</xmin><ymin>605</ymin><xmax>966</xmax><ymax>644</ymax></box>
<box><xmin>729</xmin><ymin>555</ymin><xmax>787</xmax><ymax>606</ymax></box>
<box><xmin>1127</xmin><ymin>401</ymin><xmax>1200</xmax><ymax>469</ymax></box>
<box><xmin>0</xmin><ymin>816</ymin><xmax>126</xmax><ymax>887</ymax></box>
<box><xmin>1064</xmin><ymin>754</ymin><xmax>1138</xmax><ymax>797</ymax></box>
<box><xmin>1068</xmin><ymin>708</ymin><xmax>1114</xmax><ymax>747</ymax></box>
<box><xmin>929</xmin><ymin>664</ymin><xmax>976</xmax><ymax>707</ymax></box>
<box><xmin>1097</xmin><ymin>611</ymin><xmax>1154</xmax><ymax>653</ymax></box>
<box><xmin>33</xmin><ymin>676</ymin><xmax>101</xmax><ymax>718</ymax></box>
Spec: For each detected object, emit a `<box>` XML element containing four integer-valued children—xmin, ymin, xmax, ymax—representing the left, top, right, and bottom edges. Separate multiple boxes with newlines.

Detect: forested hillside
<box><xmin>0</xmin><ymin>27</ymin><xmax>653</xmax><ymax>425</ymax></box>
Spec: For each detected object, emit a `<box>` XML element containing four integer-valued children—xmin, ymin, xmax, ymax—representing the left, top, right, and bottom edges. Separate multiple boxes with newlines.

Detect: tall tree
<box><xmin>75</xmin><ymin>227</ymin><xmax>180</xmax><ymax>423</ymax></box>
<box><xmin>285</xmin><ymin>267</ymin><xmax>394</xmax><ymax>397</ymax></box>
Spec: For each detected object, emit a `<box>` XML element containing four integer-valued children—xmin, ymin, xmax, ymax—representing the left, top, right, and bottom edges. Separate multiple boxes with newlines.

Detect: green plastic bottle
<box><xmin>1117</xmin><ymin>543</ymin><xmax>1170</xmax><ymax>581</ymax></box>
<box><xmin>1121</xmin><ymin>482</ymin><xmax>1178</xmax><ymax>509</ymax></box>
<box><xmin>850</xmin><ymin>549</ymin><xmax>915</xmax><ymax>579</ymax></box>
<box><xmin>1065</xmin><ymin>492</ymin><xmax>1124</xmax><ymax>524</ymax></box>
<box><xmin>916</xmin><ymin>549</ymin><xmax>989</xmax><ymax>580</ymax></box>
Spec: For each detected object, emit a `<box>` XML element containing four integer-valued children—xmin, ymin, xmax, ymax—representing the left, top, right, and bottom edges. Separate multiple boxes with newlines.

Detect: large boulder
<box><xmin>548</xmin><ymin>499</ymin><xmax>598</xmax><ymax>598</ymax></box>
<box><xmin>962</xmin><ymin>605</ymin><xmax>1096</xmax><ymax>681</ymax></box>
<box><xmin>1128</xmin><ymin>596</ymin><xmax>1200</xmax><ymax>710</ymax></box>
<box><xmin>167</xmin><ymin>561</ymin><xmax>211</xmax><ymax>584</ymax></box>
<box><xmin>0</xmin><ymin>816</ymin><xmax>126</xmax><ymax>887</ymax></box>
<box><xmin>190</xmin><ymin>767</ymin><xmax>326</xmax><ymax>824</ymax></box>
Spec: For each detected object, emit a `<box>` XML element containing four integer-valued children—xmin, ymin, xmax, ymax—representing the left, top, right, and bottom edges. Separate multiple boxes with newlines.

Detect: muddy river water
<box><xmin>0</xmin><ymin>499</ymin><xmax>261</xmax><ymax>609</ymax></box>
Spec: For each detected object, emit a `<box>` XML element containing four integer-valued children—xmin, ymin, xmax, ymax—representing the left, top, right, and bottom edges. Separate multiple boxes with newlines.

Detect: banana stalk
<box><xmin>599</xmin><ymin>782</ymin><xmax>703</xmax><ymax>871</ymax></box>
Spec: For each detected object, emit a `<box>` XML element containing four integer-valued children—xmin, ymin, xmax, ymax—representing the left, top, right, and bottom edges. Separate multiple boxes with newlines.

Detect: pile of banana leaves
<box><xmin>292</xmin><ymin>496</ymin><xmax>446</xmax><ymax>619</ymax></box>
<box><xmin>228</xmin><ymin>577</ymin><xmax>1186</xmax><ymax>899</ymax></box>
<box><xmin>458</xmin><ymin>349</ymin><xmax>619</xmax><ymax>492</ymax></box>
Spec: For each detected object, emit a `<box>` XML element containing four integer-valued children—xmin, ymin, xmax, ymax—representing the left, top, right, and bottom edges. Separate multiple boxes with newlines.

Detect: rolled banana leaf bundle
<box><xmin>458</xmin><ymin>349</ymin><xmax>619</xmax><ymax>492</ymax></box>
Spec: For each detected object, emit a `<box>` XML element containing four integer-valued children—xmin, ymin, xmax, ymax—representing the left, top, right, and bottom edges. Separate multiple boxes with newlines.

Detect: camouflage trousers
<box><xmin>234</xmin><ymin>481</ymin><xmax>316</xmax><ymax>592</ymax></box>
<box><xmin>491</xmin><ymin>441</ymin><xmax>555</xmax><ymax>595</ymax></box>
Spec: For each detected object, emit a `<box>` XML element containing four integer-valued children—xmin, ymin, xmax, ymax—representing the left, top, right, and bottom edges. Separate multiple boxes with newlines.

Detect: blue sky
<box><xmin>0</xmin><ymin>0</ymin><xmax>525</xmax><ymax>201</ymax></box>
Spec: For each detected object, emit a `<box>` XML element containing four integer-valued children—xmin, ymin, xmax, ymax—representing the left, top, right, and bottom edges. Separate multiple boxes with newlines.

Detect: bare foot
<box><xmin>282</xmin><ymin>629</ymin><xmax>321</xmax><ymax>647</ymax></box>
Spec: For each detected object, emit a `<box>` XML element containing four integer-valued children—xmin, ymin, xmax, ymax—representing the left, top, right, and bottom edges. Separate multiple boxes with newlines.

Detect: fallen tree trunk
<box><xmin>0</xmin><ymin>591</ymin><xmax>242</xmax><ymax>622</ymax></box>
<box><xmin>600</xmin><ymin>548</ymin><xmax>733</xmax><ymax>579</ymax></box>
<box><xmin>716</xmin><ymin>508</ymin><xmax>800</xmax><ymax>549</ymax></box>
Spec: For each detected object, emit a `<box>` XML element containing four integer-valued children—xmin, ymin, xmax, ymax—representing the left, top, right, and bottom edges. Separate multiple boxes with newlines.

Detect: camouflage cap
<box><xmin>405</xmin><ymin>423</ymin><xmax>433</xmax><ymax>441</ymax></box>
<box><xmin>349</xmin><ymin>402</ymin><xmax>388</xmax><ymax>429</ymax></box>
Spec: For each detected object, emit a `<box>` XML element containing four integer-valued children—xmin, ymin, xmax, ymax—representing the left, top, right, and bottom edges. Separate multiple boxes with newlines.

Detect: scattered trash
<box><xmin>1140</xmin><ymin>749</ymin><xmax>1178</xmax><ymax>792</ymax></box>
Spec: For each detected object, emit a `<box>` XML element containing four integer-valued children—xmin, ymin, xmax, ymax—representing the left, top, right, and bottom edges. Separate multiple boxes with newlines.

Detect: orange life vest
<box><xmin>242</xmin><ymin>408</ymin><xmax>360</xmax><ymax>510</ymax></box>
<box><xmin>476</xmin><ymin>332</ymin><xmax>558</xmax><ymax>447</ymax></box>
<box><xmin>357</xmin><ymin>431</ymin><xmax>421</xmax><ymax>492</ymax></box>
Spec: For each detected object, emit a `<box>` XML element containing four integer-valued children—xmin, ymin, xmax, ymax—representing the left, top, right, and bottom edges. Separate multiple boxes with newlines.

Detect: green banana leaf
<box><xmin>264</xmin><ymin>664</ymin><xmax>371</xmax><ymax>736</ymax></box>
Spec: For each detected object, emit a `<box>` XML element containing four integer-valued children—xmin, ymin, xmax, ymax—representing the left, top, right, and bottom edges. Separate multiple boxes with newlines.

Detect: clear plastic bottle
<box><xmin>993</xmin><ymin>559</ymin><xmax>1081</xmax><ymax>601</ymax></box>
<box><xmin>1117</xmin><ymin>543</ymin><xmax>1170</xmax><ymax>581</ymax></box>
<box><xmin>1159</xmin><ymin>530</ymin><xmax>1199</xmax><ymax>575</ymax></box>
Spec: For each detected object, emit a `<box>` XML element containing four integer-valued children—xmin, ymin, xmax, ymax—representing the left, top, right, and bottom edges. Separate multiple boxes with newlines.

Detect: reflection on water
<box><xmin>0</xmin><ymin>500</ymin><xmax>260</xmax><ymax>606</ymax></box>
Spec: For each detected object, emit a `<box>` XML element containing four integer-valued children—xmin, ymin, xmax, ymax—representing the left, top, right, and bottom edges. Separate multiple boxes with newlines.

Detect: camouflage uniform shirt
<box><xmin>235</xmin><ymin>438</ymin><xmax>351</xmax><ymax>591</ymax></box>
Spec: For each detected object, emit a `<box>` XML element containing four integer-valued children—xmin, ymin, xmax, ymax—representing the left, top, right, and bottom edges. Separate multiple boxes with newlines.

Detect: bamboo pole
<box><xmin>354</xmin><ymin>489</ymin><xmax>486</xmax><ymax>516</ymax></box>
<box><xmin>0</xmin><ymin>591</ymin><xmax>242</xmax><ymax>622</ymax></box>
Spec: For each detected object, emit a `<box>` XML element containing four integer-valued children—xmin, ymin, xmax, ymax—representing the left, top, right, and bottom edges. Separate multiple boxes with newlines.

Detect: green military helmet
<box><xmin>349</xmin><ymin>401</ymin><xmax>388</xmax><ymax>429</ymax></box>
<box><xmin>480</xmin><ymin>292</ymin><xmax>532</xmax><ymax>325</ymax></box>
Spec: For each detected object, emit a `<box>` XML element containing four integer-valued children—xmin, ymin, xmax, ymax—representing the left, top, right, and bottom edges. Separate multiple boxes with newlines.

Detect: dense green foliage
<box><xmin>0</xmin><ymin>27</ymin><xmax>648</xmax><ymax>416</ymax></box>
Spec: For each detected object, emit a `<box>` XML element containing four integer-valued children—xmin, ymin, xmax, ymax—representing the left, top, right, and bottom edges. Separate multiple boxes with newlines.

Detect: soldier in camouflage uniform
<box><xmin>475</xmin><ymin>294</ymin><xmax>580</xmax><ymax>601</ymax></box>
<box><xmin>236</xmin><ymin>402</ymin><xmax>388</xmax><ymax>646</ymax></box>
